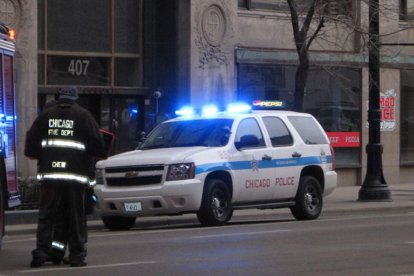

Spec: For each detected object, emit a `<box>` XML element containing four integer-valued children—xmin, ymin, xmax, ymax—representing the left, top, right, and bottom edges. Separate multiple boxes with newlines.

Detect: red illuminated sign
<box><xmin>326</xmin><ymin>132</ymin><xmax>360</xmax><ymax>148</ymax></box>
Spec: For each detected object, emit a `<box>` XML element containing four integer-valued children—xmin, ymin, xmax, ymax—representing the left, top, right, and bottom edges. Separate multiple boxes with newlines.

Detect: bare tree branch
<box><xmin>287</xmin><ymin>0</ymin><xmax>300</xmax><ymax>46</ymax></box>
<box><xmin>301</xmin><ymin>0</ymin><xmax>318</xmax><ymax>37</ymax></box>
<box><xmin>307</xmin><ymin>16</ymin><xmax>325</xmax><ymax>49</ymax></box>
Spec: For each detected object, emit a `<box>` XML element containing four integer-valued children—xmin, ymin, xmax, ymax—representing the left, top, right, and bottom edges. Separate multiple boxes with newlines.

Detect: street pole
<box><xmin>358</xmin><ymin>0</ymin><xmax>391</xmax><ymax>201</ymax></box>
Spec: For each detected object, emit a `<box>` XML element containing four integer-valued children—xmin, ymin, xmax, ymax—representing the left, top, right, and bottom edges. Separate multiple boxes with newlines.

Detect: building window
<box><xmin>237</xmin><ymin>64</ymin><xmax>361</xmax><ymax>167</ymax></box>
<box><xmin>401</xmin><ymin>70</ymin><xmax>414</xmax><ymax>164</ymax></box>
<box><xmin>38</xmin><ymin>0</ymin><xmax>143</xmax><ymax>88</ymax></box>
<box><xmin>400</xmin><ymin>0</ymin><xmax>414</xmax><ymax>20</ymax></box>
<box><xmin>238</xmin><ymin>0</ymin><xmax>353</xmax><ymax>16</ymax></box>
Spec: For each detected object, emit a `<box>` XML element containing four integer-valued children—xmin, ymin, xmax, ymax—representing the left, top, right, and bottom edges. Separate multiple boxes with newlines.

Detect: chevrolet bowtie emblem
<box><xmin>125</xmin><ymin>171</ymin><xmax>139</xmax><ymax>178</ymax></box>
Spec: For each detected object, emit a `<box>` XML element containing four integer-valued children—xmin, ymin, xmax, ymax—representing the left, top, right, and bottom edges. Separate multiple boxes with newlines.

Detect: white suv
<box><xmin>94</xmin><ymin>102</ymin><xmax>337</xmax><ymax>230</ymax></box>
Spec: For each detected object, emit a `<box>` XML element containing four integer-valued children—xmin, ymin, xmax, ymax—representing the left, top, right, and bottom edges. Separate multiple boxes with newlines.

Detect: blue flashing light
<box><xmin>201</xmin><ymin>105</ymin><xmax>219</xmax><ymax>116</ymax></box>
<box><xmin>129</xmin><ymin>108</ymin><xmax>138</xmax><ymax>117</ymax></box>
<box><xmin>175</xmin><ymin>106</ymin><xmax>194</xmax><ymax>116</ymax></box>
<box><xmin>226</xmin><ymin>102</ymin><xmax>251</xmax><ymax>114</ymax></box>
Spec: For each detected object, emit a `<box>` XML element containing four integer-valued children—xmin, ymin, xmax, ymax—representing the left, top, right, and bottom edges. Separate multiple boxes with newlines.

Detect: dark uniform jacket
<box><xmin>25</xmin><ymin>99</ymin><xmax>106</xmax><ymax>185</ymax></box>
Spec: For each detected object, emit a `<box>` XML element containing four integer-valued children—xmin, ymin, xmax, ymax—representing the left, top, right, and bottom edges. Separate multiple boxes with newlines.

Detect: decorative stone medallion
<box><xmin>195</xmin><ymin>1</ymin><xmax>234</xmax><ymax>69</ymax></box>
<box><xmin>201</xmin><ymin>5</ymin><xmax>226</xmax><ymax>47</ymax></box>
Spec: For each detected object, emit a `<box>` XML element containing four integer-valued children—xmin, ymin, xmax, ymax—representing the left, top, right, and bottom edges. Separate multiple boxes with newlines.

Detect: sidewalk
<box><xmin>5</xmin><ymin>184</ymin><xmax>414</xmax><ymax>232</ymax></box>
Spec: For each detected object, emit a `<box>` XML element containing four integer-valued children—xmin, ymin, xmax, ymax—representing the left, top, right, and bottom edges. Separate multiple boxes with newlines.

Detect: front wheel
<box><xmin>197</xmin><ymin>179</ymin><xmax>233</xmax><ymax>226</ymax></box>
<box><xmin>102</xmin><ymin>215</ymin><xmax>136</xmax><ymax>231</ymax></box>
<box><xmin>290</xmin><ymin>176</ymin><xmax>322</xmax><ymax>220</ymax></box>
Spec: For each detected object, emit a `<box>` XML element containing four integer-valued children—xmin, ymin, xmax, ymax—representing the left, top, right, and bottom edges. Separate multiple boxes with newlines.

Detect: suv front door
<box><xmin>231</xmin><ymin>117</ymin><xmax>274</xmax><ymax>203</ymax></box>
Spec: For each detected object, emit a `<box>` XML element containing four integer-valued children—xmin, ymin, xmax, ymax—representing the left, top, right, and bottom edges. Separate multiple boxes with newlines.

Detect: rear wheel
<box><xmin>290</xmin><ymin>176</ymin><xmax>322</xmax><ymax>220</ymax></box>
<box><xmin>101</xmin><ymin>215</ymin><xmax>136</xmax><ymax>231</ymax></box>
<box><xmin>197</xmin><ymin>179</ymin><xmax>233</xmax><ymax>226</ymax></box>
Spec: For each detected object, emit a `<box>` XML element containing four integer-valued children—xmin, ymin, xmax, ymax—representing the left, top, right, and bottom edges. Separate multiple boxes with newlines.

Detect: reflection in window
<box><xmin>238</xmin><ymin>0</ymin><xmax>353</xmax><ymax>16</ymax></box>
<box><xmin>262</xmin><ymin>116</ymin><xmax>293</xmax><ymax>146</ymax></box>
<box><xmin>115</xmin><ymin>0</ymin><xmax>140</xmax><ymax>53</ymax></box>
<box><xmin>47</xmin><ymin>56</ymin><xmax>110</xmax><ymax>86</ymax></box>
<box><xmin>401</xmin><ymin>70</ymin><xmax>414</xmax><ymax>164</ymax></box>
<box><xmin>47</xmin><ymin>0</ymin><xmax>111</xmax><ymax>52</ymax></box>
<box><xmin>401</xmin><ymin>0</ymin><xmax>414</xmax><ymax>20</ymax></box>
<box><xmin>38</xmin><ymin>0</ymin><xmax>44</xmax><ymax>50</ymax></box>
<box><xmin>115</xmin><ymin>58</ymin><xmax>140</xmax><ymax>87</ymax></box>
<box><xmin>288</xmin><ymin>116</ymin><xmax>328</xmax><ymax>145</ymax></box>
<box><xmin>235</xmin><ymin>118</ymin><xmax>265</xmax><ymax>148</ymax></box>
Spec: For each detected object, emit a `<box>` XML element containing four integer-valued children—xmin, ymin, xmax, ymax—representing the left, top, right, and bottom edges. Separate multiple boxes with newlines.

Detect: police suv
<box><xmin>94</xmin><ymin>101</ymin><xmax>337</xmax><ymax>230</ymax></box>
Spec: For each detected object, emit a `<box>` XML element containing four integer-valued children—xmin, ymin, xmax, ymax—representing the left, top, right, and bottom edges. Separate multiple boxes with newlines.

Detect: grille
<box><xmin>105</xmin><ymin>165</ymin><xmax>164</xmax><ymax>187</ymax></box>
<box><xmin>106</xmin><ymin>175</ymin><xmax>162</xmax><ymax>186</ymax></box>
<box><xmin>106</xmin><ymin>165</ymin><xmax>164</xmax><ymax>173</ymax></box>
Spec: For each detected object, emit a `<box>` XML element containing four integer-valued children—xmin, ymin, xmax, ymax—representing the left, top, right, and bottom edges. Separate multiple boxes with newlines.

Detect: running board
<box><xmin>232</xmin><ymin>201</ymin><xmax>296</xmax><ymax>210</ymax></box>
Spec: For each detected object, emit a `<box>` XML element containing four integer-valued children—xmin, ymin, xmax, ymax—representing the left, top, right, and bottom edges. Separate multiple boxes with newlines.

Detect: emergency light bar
<box><xmin>174</xmin><ymin>100</ymin><xmax>286</xmax><ymax>117</ymax></box>
<box><xmin>226</xmin><ymin>102</ymin><xmax>251</xmax><ymax>113</ymax></box>
<box><xmin>175</xmin><ymin>106</ymin><xmax>195</xmax><ymax>116</ymax></box>
<box><xmin>201</xmin><ymin>105</ymin><xmax>219</xmax><ymax>116</ymax></box>
<box><xmin>175</xmin><ymin>102</ymin><xmax>252</xmax><ymax>117</ymax></box>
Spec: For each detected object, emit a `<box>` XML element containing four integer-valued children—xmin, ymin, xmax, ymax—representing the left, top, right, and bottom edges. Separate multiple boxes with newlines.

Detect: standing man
<box><xmin>25</xmin><ymin>86</ymin><xmax>106</xmax><ymax>267</ymax></box>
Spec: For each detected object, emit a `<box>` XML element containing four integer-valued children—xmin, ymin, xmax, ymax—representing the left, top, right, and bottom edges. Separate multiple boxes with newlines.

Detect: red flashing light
<box><xmin>8</xmin><ymin>29</ymin><xmax>15</xmax><ymax>40</ymax></box>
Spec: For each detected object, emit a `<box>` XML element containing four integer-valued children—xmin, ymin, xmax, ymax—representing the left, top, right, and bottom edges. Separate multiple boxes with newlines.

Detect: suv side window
<box><xmin>288</xmin><ymin>116</ymin><xmax>328</xmax><ymax>145</ymax></box>
<box><xmin>235</xmin><ymin>118</ymin><xmax>265</xmax><ymax>149</ymax></box>
<box><xmin>263</xmin><ymin>116</ymin><xmax>293</xmax><ymax>147</ymax></box>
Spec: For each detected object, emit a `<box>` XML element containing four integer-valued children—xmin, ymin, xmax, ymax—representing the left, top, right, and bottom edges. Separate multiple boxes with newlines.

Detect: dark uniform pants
<box><xmin>33</xmin><ymin>180</ymin><xmax>87</xmax><ymax>263</ymax></box>
<box><xmin>51</xmin><ymin>188</ymin><xmax>94</xmax><ymax>260</ymax></box>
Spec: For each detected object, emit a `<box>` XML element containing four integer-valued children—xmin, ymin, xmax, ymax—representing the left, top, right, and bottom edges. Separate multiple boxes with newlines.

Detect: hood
<box><xmin>97</xmin><ymin>147</ymin><xmax>211</xmax><ymax>168</ymax></box>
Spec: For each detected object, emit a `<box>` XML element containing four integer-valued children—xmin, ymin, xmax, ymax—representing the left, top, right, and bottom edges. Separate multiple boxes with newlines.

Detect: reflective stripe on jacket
<box><xmin>24</xmin><ymin>99</ymin><xmax>106</xmax><ymax>184</ymax></box>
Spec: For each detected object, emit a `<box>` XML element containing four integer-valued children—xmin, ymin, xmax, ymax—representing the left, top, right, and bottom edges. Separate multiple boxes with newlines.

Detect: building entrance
<box><xmin>79</xmin><ymin>94</ymin><xmax>145</xmax><ymax>155</ymax></box>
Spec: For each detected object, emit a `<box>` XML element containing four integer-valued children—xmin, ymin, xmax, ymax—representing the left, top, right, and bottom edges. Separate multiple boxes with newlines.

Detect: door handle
<box><xmin>262</xmin><ymin>154</ymin><xmax>272</xmax><ymax>161</ymax></box>
<box><xmin>292</xmin><ymin>152</ymin><xmax>302</xmax><ymax>158</ymax></box>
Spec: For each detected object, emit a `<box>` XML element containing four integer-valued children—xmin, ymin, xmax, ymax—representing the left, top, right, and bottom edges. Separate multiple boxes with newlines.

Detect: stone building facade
<box><xmin>1</xmin><ymin>0</ymin><xmax>414</xmax><ymax>188</ymax></box>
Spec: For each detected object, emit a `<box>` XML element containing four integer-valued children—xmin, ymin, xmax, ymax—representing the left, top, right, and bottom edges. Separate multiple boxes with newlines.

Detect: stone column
<box><xmin>189</xmin><ymin>0</ymin><xmax>237</xmax><ymax>107</ymax></box>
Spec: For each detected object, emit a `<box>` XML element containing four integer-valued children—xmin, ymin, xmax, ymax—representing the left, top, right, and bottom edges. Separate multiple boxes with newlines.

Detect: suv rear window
<box><xmin>288</xmin><ymin>116</ymin><xmax>328</xmax><ymax>145</ymax></box>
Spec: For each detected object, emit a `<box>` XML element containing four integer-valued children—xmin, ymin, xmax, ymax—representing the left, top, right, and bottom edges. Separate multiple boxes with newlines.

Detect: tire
<box><xmin>290</xmin><ymin>176</ymin><xmax>323</xmax><ymax>220</ymax></box>
<box><xmin>102</xmin><ymin>215</ymin><xmax>136</xmax><ymax>231</ymax></box>
<box><xmin>197</xmin><ymin>179</ymin><xmax>233</xmax><ymax>226</ymax></box>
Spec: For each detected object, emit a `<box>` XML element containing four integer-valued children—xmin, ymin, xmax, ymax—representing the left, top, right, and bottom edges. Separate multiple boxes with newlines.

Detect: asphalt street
<box><xmin>1</xmin><ymin>204</ymin><xmax>414</xmax><ymax>275</ymax></box>
<box><xmin>5</xmin><ymin>183</ymin><xmax>414</xmax><ymax>231</ymax></box>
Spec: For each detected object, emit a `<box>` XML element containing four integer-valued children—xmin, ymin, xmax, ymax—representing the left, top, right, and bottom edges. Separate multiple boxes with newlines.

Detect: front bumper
<box><xmin>94</xmin><ymin>178</ymin><xmax>204</xmax><ymax>217</ymax></box>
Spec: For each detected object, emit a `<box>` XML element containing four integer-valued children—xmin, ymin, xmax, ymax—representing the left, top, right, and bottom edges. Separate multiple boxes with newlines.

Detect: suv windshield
<box><xmin>140</xmin><ymin>119</ymin><xmax>233</xmax><ymax>149</ymax></box>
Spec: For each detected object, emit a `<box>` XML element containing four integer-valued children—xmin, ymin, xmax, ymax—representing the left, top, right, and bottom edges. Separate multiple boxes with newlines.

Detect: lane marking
<box><xmin>3</xmin><ymin>237</ymin><xmax>35</xmax><ymax>243</ymax></box>
<box><xmin>18</xmin><ymin>261</ymin><xmax>156</xmax><ymax>273</ymax></box>
<box><xmin>6</xmin><ymin>212</ymin><xmax>414</xmax><ymax>244</ymax></box>
<box><xmin>193</xmin><ymin>229</ymin><xmax>290</xmax><ymax>239</ymax></box>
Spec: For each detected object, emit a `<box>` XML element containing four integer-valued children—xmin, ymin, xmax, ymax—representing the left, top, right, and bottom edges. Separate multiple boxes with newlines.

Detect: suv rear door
<box><xmin>261</xmin><ymin>116</ymin><xmax>300</xmax><ymax>200</ymax></box>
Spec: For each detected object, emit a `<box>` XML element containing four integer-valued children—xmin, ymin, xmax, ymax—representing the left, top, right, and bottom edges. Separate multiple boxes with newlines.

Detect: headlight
<box><xmin>95</xmin><ymin>168</ymin><xmax>104</xmax><ymax>184</ymax></box>
<box><xmin>166</xmin><ymin>163</ymin><xmax>195</xmax><ymax>181</ymax></box>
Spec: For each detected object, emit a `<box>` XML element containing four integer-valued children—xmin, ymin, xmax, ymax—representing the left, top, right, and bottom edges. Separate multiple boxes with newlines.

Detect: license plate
<box><xmin>124</xmin><ymin>202</ymin><xmax>142</xmax><ymax>212</ymax></box>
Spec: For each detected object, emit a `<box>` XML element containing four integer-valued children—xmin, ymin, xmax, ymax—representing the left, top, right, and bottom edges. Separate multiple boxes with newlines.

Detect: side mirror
<box><xmin>235</xmin><ymin>134</ymin><xmax>259</xmax><ymax>150</ymax></box>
